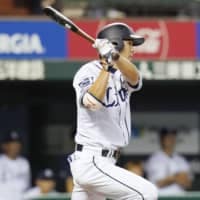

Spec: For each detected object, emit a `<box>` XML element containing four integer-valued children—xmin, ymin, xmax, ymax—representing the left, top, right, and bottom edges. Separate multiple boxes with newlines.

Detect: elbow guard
<box><xmin>82</xmin><ymin>92</ymin><xmax>102</xmax><ymax>111</ymax></box>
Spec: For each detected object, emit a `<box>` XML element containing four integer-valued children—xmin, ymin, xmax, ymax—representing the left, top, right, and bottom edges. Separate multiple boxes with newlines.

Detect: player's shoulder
<box><xmin>173</xmin><ymin>153</ymin><xmax>187</xmax><ymax>162</ymax></box>
<box><xmin>74</xmin><ymin>60</ymin><xmax>101</xmax><ymax>78</ymax></box>
<box><xmin>18</xmin><ymin>156</ymin><xmax>30</xmax><ymax>165</ymax></box>
<box><xmin>0</xmin><ymin>154</ymin><xmax>9</xmax><ymax>162</ymax></box>
<box><xmin>73</xmin><ymin>60</ymin><xmax>102</xmax><ymax>86</ymax></box>
<box><xmin>0</xmin><ymin>154</ymin><xmax>4</xmax><ymax>161</ymax></box>
<box><xmin>147</xmin><ymin>151</ymin><xmax>164</xmax><ymax>162</ymax></box>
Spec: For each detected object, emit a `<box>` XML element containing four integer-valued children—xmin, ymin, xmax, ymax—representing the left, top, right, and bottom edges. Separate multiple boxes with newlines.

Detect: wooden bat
<box><xmin>43</xmin><ymin>6</ymin><xmax>95</xmax><ymax>43</ymax></box>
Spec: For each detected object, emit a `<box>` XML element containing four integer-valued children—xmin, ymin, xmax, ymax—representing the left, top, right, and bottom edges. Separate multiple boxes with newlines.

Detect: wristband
<box><xmin>107</xmin><ymin>65</ymin><xmax>117</xmax><ymax>73</ymax></box>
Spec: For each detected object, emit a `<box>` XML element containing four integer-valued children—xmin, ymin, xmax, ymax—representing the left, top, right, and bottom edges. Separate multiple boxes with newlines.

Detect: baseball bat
<box><xmin>43</xmin><ymin>6</ymin><xmax>95</xmax><ymax>43</ymax></box>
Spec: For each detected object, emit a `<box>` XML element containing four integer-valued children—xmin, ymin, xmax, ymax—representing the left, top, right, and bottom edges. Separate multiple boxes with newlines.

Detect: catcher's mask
<box><xmin>97</xmin><ymin>22</ymin><xmax>145</xmax><ymax>51</ymax></box>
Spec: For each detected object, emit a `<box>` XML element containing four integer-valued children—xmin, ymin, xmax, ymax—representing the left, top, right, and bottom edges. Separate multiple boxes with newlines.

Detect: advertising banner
<box><xmin>68</xmin><ymin>20</ymin><xmax>197</xmax><ymax>60</ymax></box>
<box><xmin>0</xmin><ymin>20</ymin><xmax>66</xmax><ymax>59</ymax></box>
<box><xmin>0</xmin><ymin>19</ymin><xmax>198</xmax><ymax>60</ymax></box>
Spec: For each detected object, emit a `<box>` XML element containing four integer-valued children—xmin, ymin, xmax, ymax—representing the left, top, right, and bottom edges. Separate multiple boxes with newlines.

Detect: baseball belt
<box><xmin>75</xmin><ymin>143</ymin><xmax>120</xmax><ymax>160</ymax></box>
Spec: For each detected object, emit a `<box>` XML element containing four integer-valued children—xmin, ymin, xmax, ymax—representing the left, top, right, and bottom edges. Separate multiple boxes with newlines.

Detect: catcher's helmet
<box><xmin>97</xmin><ymin>22</ymin><xmax>145</xmax><ymax>51</ymax></box>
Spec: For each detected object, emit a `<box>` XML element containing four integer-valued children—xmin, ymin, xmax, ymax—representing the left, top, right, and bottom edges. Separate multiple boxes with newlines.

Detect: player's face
<box><xmin>36</xmin><ymin>179</ymin><xmax>56</xmax><ymax>194</ymax></box>
<box><xmin>2</xmin><ymin>141</ymin><xmax>22</xmax><ymax>158</ymax></box>
<box><xmin>120</xmin><ymin>40</ymin><xmax>134</xmax><ymax>60</ymax></box>
<box><xmin>162</xmin><ymin>134</ymin><xmax>176</xmax><ymax>151</ymax></box>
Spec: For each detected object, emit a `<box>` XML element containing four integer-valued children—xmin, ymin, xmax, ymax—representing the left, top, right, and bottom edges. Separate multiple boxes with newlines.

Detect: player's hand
<box><xmin>100</xmin><ymin>59</ymin><xmax>113</xmax><ymax>72</ymax></box>
<box><xmin>93</xmin><ymin>39</ymin><xmax>119</xmax><ymax>65</ymax></box>
<box><xmin>174</xmin><ymin>172</ymin><xmax>190</xmax><ymax>186</ymax></box>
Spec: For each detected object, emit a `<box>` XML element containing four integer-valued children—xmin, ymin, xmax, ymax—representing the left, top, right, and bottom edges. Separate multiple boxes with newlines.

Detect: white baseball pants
<box><xmin>68</xmin><ymin>149</ymin><xmax>158</xmax><ymax>200</ymax></box>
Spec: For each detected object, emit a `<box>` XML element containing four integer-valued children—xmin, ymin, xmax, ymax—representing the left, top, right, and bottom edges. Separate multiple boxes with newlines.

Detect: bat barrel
<box><xmin>43</xmin><ymin>6</ymin><xmax>95</xmax><ymax>43</ymax></box>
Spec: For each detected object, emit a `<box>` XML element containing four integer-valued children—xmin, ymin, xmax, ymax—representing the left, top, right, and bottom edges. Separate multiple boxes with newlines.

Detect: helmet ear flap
<box><xmin>110</xmin><ymin>39</ymin><xmax>124</xmax><ymax>52</ymax></box>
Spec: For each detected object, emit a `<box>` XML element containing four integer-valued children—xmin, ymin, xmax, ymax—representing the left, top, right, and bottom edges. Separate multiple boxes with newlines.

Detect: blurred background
<box><xmin>1</xmin><ymin>0</ymin><xmax>200</xmax><ymax>199</ymax></box>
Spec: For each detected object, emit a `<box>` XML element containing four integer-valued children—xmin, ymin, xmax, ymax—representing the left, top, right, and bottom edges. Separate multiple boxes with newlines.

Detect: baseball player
<box><xmin>68</xmin><ymin>22</ymin><xmax>158</xmax><ymax>200</ymax></box>
<box><xmin>0</xmin><ymin>131</ymin><xmax>31</xmax><ymax>200</ymax></box>
<box><xmin>145</xmin><ymin>128</ymin><xmax>192</xmax><ymax>196</ymax></box>
<box><xmin>23</xmin><ymin>168</ymin><xmax>58</xmax><ymax>199</ymax></box>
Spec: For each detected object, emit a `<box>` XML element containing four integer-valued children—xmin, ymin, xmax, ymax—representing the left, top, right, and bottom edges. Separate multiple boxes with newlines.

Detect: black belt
<box><xmin>75</xmin><ymin>144</ymin><xmax>120</xmax><ymax>159</ymax></box>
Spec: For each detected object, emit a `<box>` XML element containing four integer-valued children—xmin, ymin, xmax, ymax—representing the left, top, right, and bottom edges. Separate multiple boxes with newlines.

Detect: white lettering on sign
<box><xmin>0</xmin><ymin>33</ymin><xmax>45</xmax><ymax>54</ymax></box>
<box><xmin>166</xmin><ymin>61</ymin><xmax>180</xmax><ymax>79</ymax></box>
<box><xmin>138</xmin><ymin>61</ymin><xmax>200</xmax><ymax>80</ymax></box>
<box><xmin>153</xmin><ymin>62</ymin><xmax>166</xmax><ymax>80</ymax></box>
<box><xmin>135</xmin><ymin>28</ymin><xmax>161</xmax><ymax>54</ymax></box>
<box><xmin>0</xmin><ymin>60</ymin><xmax>45</xmax><ymax>80</ymax></box>
<box><xmin>139</xmin><ymin>61</ymin><xmax>153</xmax><ymax>79</ymax></box>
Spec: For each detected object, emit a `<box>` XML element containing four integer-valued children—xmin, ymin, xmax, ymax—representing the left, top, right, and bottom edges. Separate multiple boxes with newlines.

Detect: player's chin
<box><xmin>128</xmin><ymin>56</ymin><xmax>133</xmax><ymax>60</ymax></box>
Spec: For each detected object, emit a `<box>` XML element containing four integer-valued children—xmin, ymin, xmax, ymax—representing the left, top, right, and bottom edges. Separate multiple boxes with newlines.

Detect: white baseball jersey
<box><xmin>145</xmin><ymin>150</ymin><xmax>191</xmax><ymax>195</ymax></box>
<box><xmin>73</xmin><ymin>60</ymin><xmax>142</xmax><ymax>149</ymax></box>
<box><xmin>0</xmin><ymin>154</ymin><xmax>31</xmax><ymax>200</ymax></box>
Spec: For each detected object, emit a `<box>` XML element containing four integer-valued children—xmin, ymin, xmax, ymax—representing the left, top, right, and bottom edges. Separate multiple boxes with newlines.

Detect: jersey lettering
<box><xmin>103</xmin><ymin>86</ymin><xmax>128</xmax><ymax>107</ymax></box>
<box><xmin>118</xmin><ymin>88</ymin><xmax>128</xmax><ymax>102</ymax></box>
<box><xmin>104</xmin><ymin>87</ymin><xmax>119</xmax><ymax>107</ymax></box>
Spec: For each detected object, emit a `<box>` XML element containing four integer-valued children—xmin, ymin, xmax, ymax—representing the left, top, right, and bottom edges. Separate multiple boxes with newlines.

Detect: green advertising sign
<box><xmin>0</xmin><ymin>60</ymin><xmax>200</xmax><ymax>80</ymax></box>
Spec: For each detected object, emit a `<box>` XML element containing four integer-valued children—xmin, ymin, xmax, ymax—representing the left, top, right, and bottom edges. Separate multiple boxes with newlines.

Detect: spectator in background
<box><xmin>145</xmin><ymin>128</ymin><xmax>192</xmax><ymax>196</ymax></box>
<box><xmin>0</xmin><ymin>130</ymin><xmax>31</xmax><ymax>200</ymax></box>
<box><xmin>124</xmin><ymin>160</ymin><xmax>144</xmax><ymax>177</ymax></box>
<box><xmin>41</xmin><ymin>0</ymin><xmax>63</xmax><ymax>11</ymax></box>
<box><xmin>65</xmin><ymin>175</ymin><xmax>73</xmax><ymax>193</ymax></box>
<box><xmin>23</xmin><ymin>168</ymin><xmax>58</xmax><ymax>199</ymax></box>
<box><xmin>30</xmin><ymin>0</ymin><xmax>63</xmax><ymax>14</ymax></box>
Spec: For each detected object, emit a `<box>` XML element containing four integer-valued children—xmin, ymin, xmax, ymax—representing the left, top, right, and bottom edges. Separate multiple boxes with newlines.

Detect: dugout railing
<box><xmin>31</xmin><ymin>192</ymin><xmax>200</xmax><ymax>200</ymax></box>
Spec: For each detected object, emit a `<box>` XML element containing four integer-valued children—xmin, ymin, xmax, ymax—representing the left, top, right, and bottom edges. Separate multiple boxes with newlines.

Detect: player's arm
<box><xmin>156</xmin><ymin>175</ymin><xmax>177</xmax><ymax>188</ymax></box>
<box><xmin>115</xmin><ymin>55</ymin><xmax>140</xmax><ymax>86</ymax></box>
<box><xmin>93</xmin><ymin>39</ymin><xmax>140</xmax><ymax>86</ymax></box>
<box><xmin>156</xmin><ymin>172</ymin><xmax>192</xmax><ymax>189</ymax></box>
<box><xmin>174</xmin><ymin>172</ymin><xmax>192</xmax><ymax>189</ymax></box>
<box><xmin>88</xmin><ymin>62</ymin><xmax>110</xmax><ymax>101</ymax></box>
<box><xmin>83</xmin><ymin>68</ymin><xmax>109</xmax><ymax>110</ymax></box>
<box><xmin>81</xmin><ymin>39</ymin><xmax>119</xmax><ymax>111</ymax></box>
<box><xmin>81</xmin><ymin>59</ymin><xmax>110</xmax><ymax>111</ymax></box>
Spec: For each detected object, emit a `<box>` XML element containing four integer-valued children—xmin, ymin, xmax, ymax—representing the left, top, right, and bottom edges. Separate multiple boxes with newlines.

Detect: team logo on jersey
<box><xmin>103</xmin><ymin>85</ymin><xmax>128</xmax><ymax>107</ymax></box>
<box><xmin>78</xmin><ymin>77</ymin><xmax>93</xmax><ymax>88</ymax></box>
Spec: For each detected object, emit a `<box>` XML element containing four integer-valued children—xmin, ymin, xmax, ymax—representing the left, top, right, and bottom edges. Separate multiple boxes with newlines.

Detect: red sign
<box><xmin>68</xmin><ymin>20</ymin><xmax>196</xmax><ymax>60</ymax></box>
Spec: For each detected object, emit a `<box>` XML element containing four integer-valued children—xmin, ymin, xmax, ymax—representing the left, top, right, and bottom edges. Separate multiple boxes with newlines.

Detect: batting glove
<box><xmin>93</xmin><ymin>39</ymin><xmax>119</xmax><ymax>65</ymax></box>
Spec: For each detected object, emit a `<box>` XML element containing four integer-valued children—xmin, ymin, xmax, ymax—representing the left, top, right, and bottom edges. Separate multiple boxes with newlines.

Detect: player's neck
<box><xmin>163</xmin><ymin>148</ymin><xmax>174</xmax><ymax>157</ymax></box>
<box><xmin>5</xmin><ymin>153</ymin><xmax>18</xmax><ymax>160</ymax></box>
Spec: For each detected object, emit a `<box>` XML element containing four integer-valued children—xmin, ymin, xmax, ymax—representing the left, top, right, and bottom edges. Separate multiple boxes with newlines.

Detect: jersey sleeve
<box><xmin>126</xmin><ymin>71</ymin><xmax>143</xmax><ymax>93</ymax></box>
<box><xmin>73</xmin><ymin>63</ymin><xmax>99</xmax><ymax>105</ymax></box>
<box><xmin>176</xmin><ymin>155</ymin><xmax>193</xmax><ymax>181</ymax></box>
<box><xmin>178</xmin><ymin>156</ymin><xmax>190</xmax><ymax>172</ymax></box>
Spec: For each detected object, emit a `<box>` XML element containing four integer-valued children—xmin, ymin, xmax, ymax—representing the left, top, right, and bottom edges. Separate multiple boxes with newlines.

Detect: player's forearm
<box><xmin>157</xmin><ymin>173</ymin><xmax>192</xmax><ymax>189</ymax></box>
<box><xmin>115</xmin><ymin>55</ymin><xmax>139</xmax><ymax>85</ymax></box>
<box><xmin>178</xmin><ymin>178</ymin><xmax>192</xmax><ymax>189</ymax></box>
<box><xmin>175</xmin><ymin>173</ymin><xmax>192</xmax><ymax>189</ymax></box>
<box><xmin>88</xmin><ymin>69</ymin><xmax>109</xmax><ymax>101</ymax></box>
<box><xmin>156</xmin><ymin>175</ymin><xmax>176</xmax><ymax>188</ymax></box>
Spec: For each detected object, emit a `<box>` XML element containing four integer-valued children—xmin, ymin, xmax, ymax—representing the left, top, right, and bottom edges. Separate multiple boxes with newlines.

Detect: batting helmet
<box><xmin>97</xmin><ymin>22</ymin><xmax>145</xmax><ymax>51</ymax></box>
